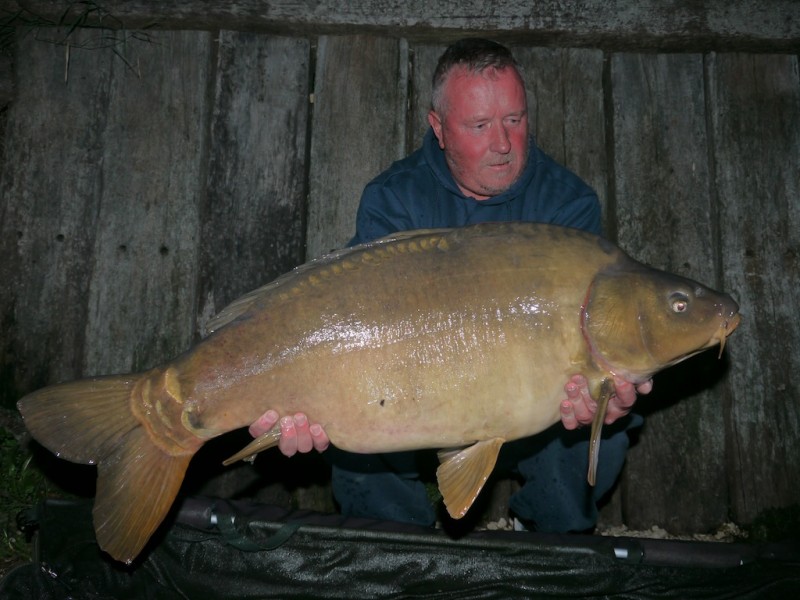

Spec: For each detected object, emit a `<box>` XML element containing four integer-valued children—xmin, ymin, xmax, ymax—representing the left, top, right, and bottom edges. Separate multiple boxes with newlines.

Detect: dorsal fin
<box><xmin>205</xmin><ymin>228</ymin><xmax>453</xmax><ymax>334</ymax></box>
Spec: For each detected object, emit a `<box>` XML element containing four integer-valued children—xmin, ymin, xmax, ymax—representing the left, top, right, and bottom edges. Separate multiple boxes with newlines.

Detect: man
<box><xmin>250</xmin><ymin>38</ymin><xmax>650</xmax><ymax>532</ymax></box>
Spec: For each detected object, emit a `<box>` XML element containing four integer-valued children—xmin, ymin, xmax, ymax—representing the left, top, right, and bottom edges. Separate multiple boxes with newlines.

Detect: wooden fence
<box><xmin>1</xmin><ymin>3</ymin><xmax>798</xmax><ymax>534</ymax></box>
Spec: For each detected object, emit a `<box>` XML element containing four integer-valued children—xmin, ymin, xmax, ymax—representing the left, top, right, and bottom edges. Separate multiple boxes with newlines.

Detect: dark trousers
<box><xmin>328</xmin><ymin>413</ymin><xmax>644</xmax><ymax>531</ymax></box>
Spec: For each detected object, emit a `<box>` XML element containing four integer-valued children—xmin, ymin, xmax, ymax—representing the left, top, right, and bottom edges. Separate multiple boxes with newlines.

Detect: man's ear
<box><xmin>428</xmin><ymin>110</ymin><xmax>445</xmax><ymax>149</ymax></box>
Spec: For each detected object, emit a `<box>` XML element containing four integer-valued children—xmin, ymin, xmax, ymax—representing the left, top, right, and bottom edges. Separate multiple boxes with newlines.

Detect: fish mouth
<box><xmin>712</xmin><ymin>311</ymin><xmax>741</xmax><ymax>358</ymax></box>
<box><xmin>657</xmin><ymin>309</ymin><xmax>741</xmax><ymax>374</ymax></box>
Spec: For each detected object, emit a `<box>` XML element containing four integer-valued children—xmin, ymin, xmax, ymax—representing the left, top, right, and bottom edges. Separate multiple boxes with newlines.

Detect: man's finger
<box><xmin>566</xmin><ymin>375</ymin><xmax>596</xmax><ymax>425</ymax></box>
<box><xmin>560</xmin><ymin>400</ymin><xmax>580</xmax><ymax>430</ymax></box>
<box><xmin>612</xmin><ymin>377</ymin><xmax>638</xmax><ymax>409</ymax></box>
<box><xmin>248</xmin><ymin>409</ymin><xmax>279</xmax><ymax>438</ymax></box>
<box><xmin>310</xmin><ymin>424</ymin><xmax>331</xmax><ymax>452</ymax></box>
<box><xmin>293</xmin><ymin>413</ymin><xmax>314</xmax><ymax>454</ymax></box>
<box><xmin>278</xmin><ymin>416</ymin><xmax>298</xmax><ymax>457</ymax></box>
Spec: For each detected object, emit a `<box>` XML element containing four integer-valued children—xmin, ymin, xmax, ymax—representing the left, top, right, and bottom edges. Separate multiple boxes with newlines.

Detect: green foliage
<box><xmin>0</xmin><ymin>427</ymin><xmax>50</xmax><ymax>569</ymax></box>
<box><xmin>425</xmin><ymin>481</ymin><xmax>442</xmax><ymax>505</ymax></box>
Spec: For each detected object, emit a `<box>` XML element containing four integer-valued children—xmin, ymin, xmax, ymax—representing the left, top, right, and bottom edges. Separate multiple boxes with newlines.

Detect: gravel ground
<box><xmin>482</xmin><ymin>518</ymin><xmax>748</xmax><ymax>543</ymax></box>
<box><xmin>596</xmin><ymin>521</ymin><xmax>747</xmax><ymax>542</ymax></box>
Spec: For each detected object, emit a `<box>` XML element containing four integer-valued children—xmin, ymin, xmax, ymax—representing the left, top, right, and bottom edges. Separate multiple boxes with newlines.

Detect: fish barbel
<box><xmin>17</xmin><ymin>222</ymin><xmax>740</xmax><ymax>563</ymax></box>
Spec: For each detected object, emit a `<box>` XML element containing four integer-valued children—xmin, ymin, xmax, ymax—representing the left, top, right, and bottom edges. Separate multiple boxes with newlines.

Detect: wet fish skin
<box><xmin>17</xmin><ymin>222</ymin><xmax>740</xmax><ymax>563</ymax></box>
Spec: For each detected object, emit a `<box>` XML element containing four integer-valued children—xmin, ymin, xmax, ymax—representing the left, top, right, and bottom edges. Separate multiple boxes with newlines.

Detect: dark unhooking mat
<box><xmin>1</xmin><ymin>497</ymin><xmax>798</xmax><ymax>599</ymax></box>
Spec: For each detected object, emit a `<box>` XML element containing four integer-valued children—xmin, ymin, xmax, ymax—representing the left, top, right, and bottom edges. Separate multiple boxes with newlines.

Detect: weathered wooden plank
<box><xmin>707</xmin><ymin>52</ymin><xmax>800</xmax><ymax>525</ymax></box>
<box><xmin>0</xmin><ymin>29</ymin><xmax>111</xmax><ymax>401</ymax></box>
<box><xmin>305</xmin><ymin>35</ymin><xmax>407</xmax><ymax>258</ymax></box>
<box><xmin>0</xmin><ymin>29</ymin><xmax>211</xmax><ymax>383</ymax></box>
<box><xmin>12</xmin><ymin>0</ymin><xmax>800</xmax><ymax>51</ymax></box>
<box><xmin>408</xmin><ymin>44</ymin><xmax>443</xmax><ymax>150</ymax></box>
<box><xmin>516</xmin><ymin>47</ymin><xmax>608</xmax><ymax>220</ymax></box>
<box><xmin>0</xmin><ymin>55</ymin><xmax>13</xmax><ymax>107</ymax></box>
<box><xmin>610</xmin><ymin>53</ymin><xmax>729</xmax><ymax>533</ymax></box>
<box><xmin>196</xmin><ymin>32</ymin><xmax>310</xmax><ymax>334</ymax></box>
<box><xmin>81</xmin><ymin>30</ymin><xmax>210</xmax><ymax>375</ymax></box>
<box><xmin>190</xmin><ymin>32</ymin><xmax>320</xmax><ymax>508</ymax></box>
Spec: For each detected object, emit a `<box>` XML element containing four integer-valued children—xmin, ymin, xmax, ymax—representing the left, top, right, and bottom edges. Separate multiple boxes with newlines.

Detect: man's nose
<box><xmin>490</xmin><ymin>124</ymin><xmax>511</xmax><ymax>153</ymax></box>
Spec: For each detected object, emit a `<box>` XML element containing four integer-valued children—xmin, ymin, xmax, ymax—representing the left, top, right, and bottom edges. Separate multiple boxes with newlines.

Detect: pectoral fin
<box><xmin>587</xmin><ymin>378</ymin><xmax>614</xmax><ymax>486</ymax></box>
<box><xmin>436</xmin><ymin>437</ymin><xmax>504</xmax><ymax>519</ymax></box>
<box><xmin>222</xmin><ymin>426</ymin><xmax>282</xmax><ymax>466</ymax></box>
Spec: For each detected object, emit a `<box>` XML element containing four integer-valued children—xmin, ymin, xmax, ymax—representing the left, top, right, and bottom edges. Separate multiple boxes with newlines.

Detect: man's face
<box><xmin>428</xmin><ymin>66</ymin><xmax>529</xmax><ymax>200</ymax></box>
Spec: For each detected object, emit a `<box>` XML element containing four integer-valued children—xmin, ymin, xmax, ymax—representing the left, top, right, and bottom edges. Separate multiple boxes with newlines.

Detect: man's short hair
<box><xmin>431</xmin><ymin>38</ymin><xmax>521</xmax><ymax>114</ymax></box>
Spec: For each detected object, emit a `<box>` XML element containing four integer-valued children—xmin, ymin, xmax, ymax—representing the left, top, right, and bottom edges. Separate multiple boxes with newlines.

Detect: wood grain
<box><xmin>305</xmin><ymin>35</ymin><xmax>406</xmax><ymax>258</ymax></box>
<box><xmin>610</xmin><ymin>52</ymin><xmax>727</xmax><ymax>532</ymax></box>
<box><xmin>197</xmin><ymin>32</ymin><xmax>309</xmax><ymax>335</ymax></box>
<box><xmin>708</xmin><ymin>52</ymin><xmax>800</xmax><ymax>525</ymax></box>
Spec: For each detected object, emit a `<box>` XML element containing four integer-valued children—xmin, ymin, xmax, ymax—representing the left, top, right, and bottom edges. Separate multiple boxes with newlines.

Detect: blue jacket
<box><xmin>350</xmin><ymin>129</ymin><xmax>601</xmax><ymax>246</ymax></box>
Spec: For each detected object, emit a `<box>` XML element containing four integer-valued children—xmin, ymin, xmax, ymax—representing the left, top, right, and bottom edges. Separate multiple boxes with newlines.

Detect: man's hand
<box><xmin>560</xmin><ymin>374</ymin><xmax>653</xmax><ymax>430</ymax></box>
<box><xmin>248</xmin><ymin>410</ymin><xmax>330</xmax><ymax>457</ymax></box>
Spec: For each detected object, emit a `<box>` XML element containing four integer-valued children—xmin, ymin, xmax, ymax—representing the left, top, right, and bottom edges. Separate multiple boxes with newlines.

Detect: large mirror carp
<box><xmin>18</xmin><ymin>222</ymin><xmax>740</xmax><ymax>563</ymax></box>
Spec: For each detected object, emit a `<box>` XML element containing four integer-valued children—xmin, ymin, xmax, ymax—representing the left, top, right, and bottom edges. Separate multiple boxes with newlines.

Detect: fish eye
<box><xmin>670</xmin><ymin>292</ymin><xmax>690</xmax><ymax>313</ymax></box>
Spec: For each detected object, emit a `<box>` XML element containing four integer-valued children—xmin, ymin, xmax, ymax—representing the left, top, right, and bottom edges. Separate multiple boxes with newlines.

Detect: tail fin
<box><xmin>18</xmin><ymin>375</ymin><xmax>193</xmax><ymax>564</ymax></box>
